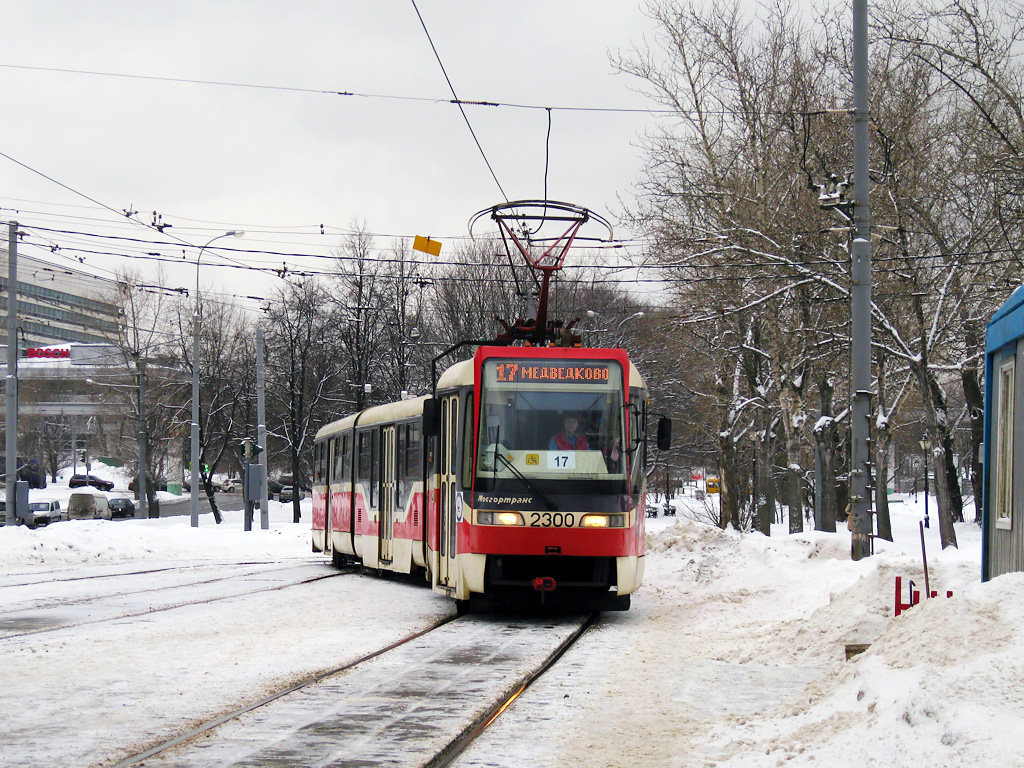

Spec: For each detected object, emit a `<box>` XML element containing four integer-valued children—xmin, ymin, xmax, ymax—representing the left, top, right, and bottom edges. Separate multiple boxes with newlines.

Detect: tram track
<box><xmin>108</xmin><ymin>614</ymin><xmax>463</xmax><ymax>768</ymax></box>
<box><xmin>429</xmin><ymin>612</ymin><xmax>597</xmax><ymax>768</ymax></box>
<box><xmin>107</xmin><ymin>611</ymin><xmax>597</xmax><ymax>768</ymax></box>
<box><xmin>0</xmin><ymin>562</ymin><xmax>354</xmax><ymax>641</ymax></box>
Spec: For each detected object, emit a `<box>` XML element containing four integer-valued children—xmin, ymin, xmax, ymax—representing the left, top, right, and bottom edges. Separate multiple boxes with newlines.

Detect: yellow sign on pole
<box><xmin>413</xmin><ymin>235</ymin><xmax>442</xmax><ymax>257</ymax></box>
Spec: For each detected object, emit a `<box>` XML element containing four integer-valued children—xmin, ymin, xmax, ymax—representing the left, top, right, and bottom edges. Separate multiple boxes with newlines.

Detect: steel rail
<box><xmin>427</xmin><ymin>612</ymin><xmax>598</xmax><ymax>768</ymax></box>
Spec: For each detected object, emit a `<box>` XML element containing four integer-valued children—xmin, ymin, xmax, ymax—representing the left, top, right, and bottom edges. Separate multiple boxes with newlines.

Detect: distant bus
<box><xmin>706</xmin><ymin>477</ymin><xmax>720</xmax><ymax>494</ymax></box>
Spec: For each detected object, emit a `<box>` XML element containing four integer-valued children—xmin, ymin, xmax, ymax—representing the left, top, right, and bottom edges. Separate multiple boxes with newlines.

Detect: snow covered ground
<box><xmin>1</xmin><ymin>493</ymin><xmax>1020</xmax><ymax>767</ymax></box>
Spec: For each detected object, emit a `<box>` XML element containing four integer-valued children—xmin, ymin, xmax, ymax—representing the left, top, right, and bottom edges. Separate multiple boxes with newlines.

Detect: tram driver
<box><xmin>549</xmin><ymin>416</ymin><xmax>590</xmax><ymax>451</ymax></box>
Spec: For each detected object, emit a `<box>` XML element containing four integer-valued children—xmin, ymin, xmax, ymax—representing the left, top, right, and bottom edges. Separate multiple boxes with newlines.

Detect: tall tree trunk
<box><xmin>914</xmin><ymin>364</ymin><xmax>958</xmax><ymax>549</ymax></box>
<box><xmin>718</xmin><ymin>436</ymin><xmax>741</xmax><ymax>530</ymax></box>
<box><xmin>944</xmin><ymin>433</ymin><xmax>964</xmax><ymax>523</ymax></box>
<box><xmin>779</xmin><ymin>384</ymin><xmax>806</xmax><ymax>534</ymax></box>
<box><xmin>962</xmin><ymin>366</ymin><xmax>985</xmax><ymax>523</ymax></box>
<box><xmin>202</xmin><ymin>473</ymin><xmax>222</xmax><ymax>523</ymax></box>
<box><xmin>755</xmin><ymin>414</ymin><xmax>774</xmax><ymax>535</ymax></box>
<box><xmin>290</xmin><ymin>410</ymin><xmax>302</xmax><ymax>524</ymax></box>
<box><xmin>814</xmin><ymin>377</ymin><xmax>837</xmax><ymax>532</ymax></box>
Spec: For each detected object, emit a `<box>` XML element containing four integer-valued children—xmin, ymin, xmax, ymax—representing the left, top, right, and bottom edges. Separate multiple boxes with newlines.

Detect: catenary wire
<box><xmin>408</xmin><ymin>0</ymin><xmax>508</xmax><ymax>202</ymax></box>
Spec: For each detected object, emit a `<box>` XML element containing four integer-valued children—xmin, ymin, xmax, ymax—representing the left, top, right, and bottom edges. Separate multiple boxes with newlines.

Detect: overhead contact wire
<box><xmin>409</xmin><ymin>0</ymin><xmax>508</xmax><ymax>202</ymax></box>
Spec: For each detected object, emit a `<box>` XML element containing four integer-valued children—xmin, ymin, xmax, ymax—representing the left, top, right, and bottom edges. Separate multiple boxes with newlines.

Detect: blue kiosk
<box><xmin>983</xmin><ymin>284</ymin><xmax>1024</xmax><ymax>580</ymax></box>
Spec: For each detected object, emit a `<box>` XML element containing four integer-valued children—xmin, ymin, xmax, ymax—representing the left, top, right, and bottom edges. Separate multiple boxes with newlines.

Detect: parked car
<box><xmin>107</xmin><ymin>498</ymin><xmax>136</xmax><ymax>519</ymax></box>
<box><xmin>27</xmin><ymin>500</ymin><xmax>64</xmax><ymax>527</ymax></box>
<box><xmin>222</xmin><ymin>477</ymin><xmax>242</xmax><ymax>493</ymax></box>
<box><xmin>182</xmin><ymin>479</ymin><xmax>222</xmax><ymax>492</ymax></box>
<box><xmin>279</xmin><ymin>485</ymin><xmax>303</xmax><ymax>503</ymax></box>
<box><xmin>69</xmin><ymin>474</ymin><xmax>114</xmax><ymax>492</ymax></box>
<box><xmin>67</xmin><ymin>491</ymin><xmax>111</xmax><ymax>520</ymax></box>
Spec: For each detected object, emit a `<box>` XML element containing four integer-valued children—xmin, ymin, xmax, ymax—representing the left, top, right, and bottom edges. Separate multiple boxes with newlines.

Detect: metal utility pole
<box><xmin>849</xmin><ymin>0</ymin><xmax>874</xmax><ymax>560</ymax></box>
<box><xmin>137</xmin><ymin>358</ymin><xmax>148</xmax><ymax>519</ymax></box>
<box><xmin>190</xmin><ymin>308</ymin><xmax>201</xmax><ymax>527</ymax></box>
<box><xmin>256</xmin><ymin>327</ymin><xmax>269</xmax><ymax>530</ymax></box>
<box><xmin>5</xmin><ymin>222</ymin><xmax>18</xmax><ymax>526</ymax></box>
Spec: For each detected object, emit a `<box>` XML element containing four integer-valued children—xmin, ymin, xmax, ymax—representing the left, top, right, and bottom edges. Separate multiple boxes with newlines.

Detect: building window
<box><xmin>996</xmin><ymin>357</ymin><xmax>1015</xmax><ymax>529</ymax></box>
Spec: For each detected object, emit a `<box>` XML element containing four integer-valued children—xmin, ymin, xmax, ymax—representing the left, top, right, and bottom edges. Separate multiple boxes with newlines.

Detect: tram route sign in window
<box><xmin>491</xmin><ymin>361</ymin><xmax>611</xmax><ymax>385</ymax></box>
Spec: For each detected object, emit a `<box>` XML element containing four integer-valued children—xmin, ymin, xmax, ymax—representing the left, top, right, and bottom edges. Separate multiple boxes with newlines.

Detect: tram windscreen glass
<box><xmin>477</xmin><ymin>359</ymin><xmax>627</xmax><ymax>491</ymax></box>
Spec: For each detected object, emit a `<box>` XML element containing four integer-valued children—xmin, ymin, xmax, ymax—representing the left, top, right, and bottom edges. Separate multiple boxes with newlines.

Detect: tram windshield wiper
<box><xmin>496</xmin><ymin>452</ymin><xmax>558</xmax><ymax>511</ymax></box>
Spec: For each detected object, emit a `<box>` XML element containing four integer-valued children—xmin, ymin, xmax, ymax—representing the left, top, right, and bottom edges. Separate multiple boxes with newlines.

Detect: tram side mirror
<box><xmin>656</xmin><ymin>417</ymin><xmax>672</xmax><ymax>451</ymax></box>
<box><xmin>422</xmin><ymin>398</ymin><xmax>440</xmax><ymax>437</ymax></box>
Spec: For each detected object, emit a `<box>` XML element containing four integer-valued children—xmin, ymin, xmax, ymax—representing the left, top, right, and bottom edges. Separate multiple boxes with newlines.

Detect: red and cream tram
<box><xmin>312</xmin><ymin>344</ymin><xmax>664</xmax><ymax>611</ymax></box>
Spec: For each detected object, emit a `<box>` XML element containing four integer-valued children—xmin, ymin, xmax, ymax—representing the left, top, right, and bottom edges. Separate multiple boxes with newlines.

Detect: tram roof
<box><xmin>315</xmin><ymin>394</ymin><xmax>430</xmax><ymax>440</ymax></box>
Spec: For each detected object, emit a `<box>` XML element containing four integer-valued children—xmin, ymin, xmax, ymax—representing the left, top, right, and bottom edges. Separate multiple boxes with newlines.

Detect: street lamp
<box><xmin>919</xmin><ymin>437</ymin><xmax>931</xmax><ymax>529</ymax></box>
<box><xmin>191</xmin><ymin>231</ymin><xmax>244</xmax><ymax>527</ymax></box>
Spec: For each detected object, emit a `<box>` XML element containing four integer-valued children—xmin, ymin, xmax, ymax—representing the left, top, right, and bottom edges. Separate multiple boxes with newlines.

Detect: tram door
<box><xmin>379</xmin><ymin>426</ymin><xmax>396</xmax><ymax>564</ymax></box>
<box><xmin>324</xmin><ymin>439</ymin><xmax>334</xmax><ymax>555</ymax></box>
<box><xmin>437</xmin><ymin>394</ymin><xmax>459</xmax><ymax>588</ymax></box>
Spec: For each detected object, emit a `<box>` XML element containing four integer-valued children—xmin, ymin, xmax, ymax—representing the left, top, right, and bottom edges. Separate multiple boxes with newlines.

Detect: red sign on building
<box><xmin>25</xmin><ymin>348</ymin><xmax>71</xmax><ymax>359</ymax></box>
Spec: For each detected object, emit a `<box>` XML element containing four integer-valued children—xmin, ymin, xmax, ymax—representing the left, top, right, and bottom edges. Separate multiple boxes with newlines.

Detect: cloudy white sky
<box><xmin>1</xmin><ymin>2</ymin><xmax>671</xmax><ymax>309</ymax></box>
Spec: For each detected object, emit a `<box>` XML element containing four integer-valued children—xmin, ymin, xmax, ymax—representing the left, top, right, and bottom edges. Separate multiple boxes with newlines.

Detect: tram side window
<box><xmin>330</xmin><ymin>435</ymin><xmax>347</xmax><ymax>484</ymax></box>
<box><xmin>406</xmin><ymin>423</ymin><xmax>421</xmax><ymax>478</ymax></box>
<box><xmin>370</xmin><ymin>428</ymin><xmax>380</xmax><ymax>509</ymax></box>
<box><xmin>316</xmin><ymin>441</ymin><xmax>326</xmax><ymax>483</ymax></box>
<box><xmin>396</xmin><ymin>424</ymin><xmax>407</xmax><ymax>507</ymax></box>
<box><xmin>441</xmin><ymin>399</ymin><xmax>450</xmax><ymax>476</ymax></box>
<box><xmin>629</xmin><ymin>392</ymin><xmax>645</xmax><ymax>497</ymax></box>
<box><xmin>342</xmin><ymin>435</ymin><xmax>352</xmax><ymax>481</ymax></box>
<box><xmin>357</xmin><ymin>431</ymin><xmax>371</xmax><ymax>500</ymax></box>
<box><xmin>462</xmin><ymin>394</ymin><xmax>475</xmax><ymax>487</ymax></box>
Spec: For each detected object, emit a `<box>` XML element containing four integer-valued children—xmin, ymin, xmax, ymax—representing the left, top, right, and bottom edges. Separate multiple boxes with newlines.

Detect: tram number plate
<box><xmin>529</xmin><ymin>512</ymin><xmax>576</xmax><ymax>527</ymax></box>
<box><xmin>548</xmin><ymin>452</ymin><xmax>576</xmax><ymax>470</ymax></box>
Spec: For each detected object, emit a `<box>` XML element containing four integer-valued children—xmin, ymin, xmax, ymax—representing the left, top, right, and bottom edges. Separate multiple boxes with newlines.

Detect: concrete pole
<box><xmin>137</xmin><ymin>358</ymin><xmax>148</xmax><ymax>519</ymax></box>
<box><xmin>256</xmin><ymin>327</ymin><xmax>269</xmax><ymax>529</ymax></box>
<box><xmin>5</xmin><ymin>222</ymin><xmax>18</xmax><ymax>526</ymax></box>
<box><xmin>849</xmin><ymin>0</ymin><xmax>874</xmax><ymax>560</ymax></box>
<box><xmin>190</xmin><ymin>311</ymin><xmax>200</xmax><ymax>527</ymax></box>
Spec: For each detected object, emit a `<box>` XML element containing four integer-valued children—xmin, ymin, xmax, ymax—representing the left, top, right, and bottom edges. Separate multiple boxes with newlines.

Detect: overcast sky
<box><xmin>1</xmin><ymin>2</ymin><xmax>669</xmax><ymax>312</ymax></box>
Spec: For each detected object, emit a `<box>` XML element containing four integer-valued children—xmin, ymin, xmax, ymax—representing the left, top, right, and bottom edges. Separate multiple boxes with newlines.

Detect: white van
<box><xmin>68</xmin><ymin>492</ymin><xmax>111</xmax><ymax>520</ymax></box>
<box><xmin>28</xmin><ymin>500</ymin><xmax>65</xmax><ymax>527</ymax></box>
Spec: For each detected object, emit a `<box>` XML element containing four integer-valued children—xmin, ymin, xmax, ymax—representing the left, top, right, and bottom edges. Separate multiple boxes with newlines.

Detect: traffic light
<box><xmin>241</xmin><ymin>439</ymin><xmax>264</xmax><ymax>461</ymax></box>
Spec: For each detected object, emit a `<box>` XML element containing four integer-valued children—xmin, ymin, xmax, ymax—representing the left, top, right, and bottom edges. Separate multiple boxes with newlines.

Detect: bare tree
<box><xmin>170</xmin><ymin>294</ymin><xmax>257</xmax><ymax>520</ymax></box>
<box><xmin>263</xmin><ymin>277</ymin><xmax>343</xmax><ymax>522</ymax></box>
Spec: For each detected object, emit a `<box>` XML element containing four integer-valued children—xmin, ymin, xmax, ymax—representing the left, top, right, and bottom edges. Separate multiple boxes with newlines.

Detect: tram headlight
<box><xmin>477</xmin><ymin>511</ymin><xmax>526</xmax><ymax>526</ymax></box>
<box><xmin>581</xmin><ymin>514</ymin><xmax>625</xmax><ymax>528</ymax></box>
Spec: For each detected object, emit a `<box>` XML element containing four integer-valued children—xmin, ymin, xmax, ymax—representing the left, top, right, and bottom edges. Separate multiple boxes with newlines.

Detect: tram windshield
<box><xmin>475</xmin><ymin>358</ymin><xmax>627</xmax><ymax>492</ymax></box>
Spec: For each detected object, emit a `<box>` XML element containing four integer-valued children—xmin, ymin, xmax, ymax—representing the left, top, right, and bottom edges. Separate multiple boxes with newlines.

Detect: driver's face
<box><xmin>564</xmin><ymin>418</ymin><xmax>578</xmax><ymax>433</ymax></box>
